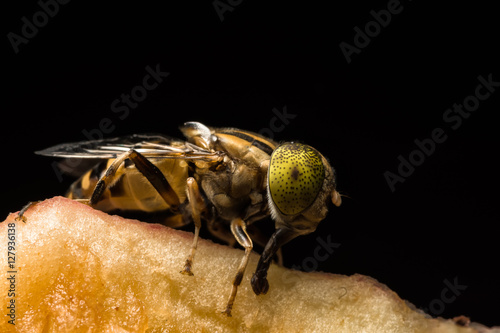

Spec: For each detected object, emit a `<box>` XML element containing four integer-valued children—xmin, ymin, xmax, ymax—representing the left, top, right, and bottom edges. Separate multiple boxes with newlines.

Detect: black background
<box><xmin>4</xmin><ymin>0</ymin><xmax>499</xmax><ymax>326</ymax></box>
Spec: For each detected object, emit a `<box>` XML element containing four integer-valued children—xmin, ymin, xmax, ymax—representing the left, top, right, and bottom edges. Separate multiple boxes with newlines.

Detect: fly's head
<box><xmin>267</xmin><ymin>142</ymin><xmax>341</xmax><ymax>235</ymax></box>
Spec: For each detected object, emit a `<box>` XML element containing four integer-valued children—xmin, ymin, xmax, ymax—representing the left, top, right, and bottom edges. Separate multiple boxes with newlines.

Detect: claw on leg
<box><xmin>181</xmin><ymin>260</ymin><xmax>194</xmax><ymax>276</ymax></box>
<box><xmin>180</xmin><ymin>225</ymin><xmax>200</xmax><ymax>276</ymax></box>
<box><xmin>221</xmin><ymin>305</ymin><xmax>233</xmax><ymax>317</ymax></box>
<box><xmin>251</xmin><ymin>227</ymin><xmax>299</xmax><ymax>296</ymax></box>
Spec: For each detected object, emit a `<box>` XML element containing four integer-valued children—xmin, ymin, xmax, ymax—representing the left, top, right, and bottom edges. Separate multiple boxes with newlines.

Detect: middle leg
<box><xmin>222</xmin><ymin>217</ymin><xmax>253</xmax><ymax>317</ymax></box>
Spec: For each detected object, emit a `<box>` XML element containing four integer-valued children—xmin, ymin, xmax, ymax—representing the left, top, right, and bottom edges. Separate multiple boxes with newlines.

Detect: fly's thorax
<box><xmin>184</xmin><ymin>123</ymin><xmax>278</xmax><ymax>196</ymax></box>
<box><xmin>211</xmin><ymin>128</ymin><xmax>277</xmax><ymax>167</ymax></box>
<box><xmin>198</xmin><ymin>157</ymin><xmax>269</xmax><ymax>222</ymax></box>
<box><xmin>195</xmin><ymin>128</ymin><xmax>277</xmax><ymax>221</ymax></box>
<box><xmin>266</xmin><ymin>142</ymin><xmax>337</xmax><ymax>234</ymax></box>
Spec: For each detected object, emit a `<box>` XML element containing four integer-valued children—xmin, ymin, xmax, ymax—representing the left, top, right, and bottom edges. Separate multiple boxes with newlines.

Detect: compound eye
<box><xmin>268</xmin><ymin>143</ymin><xmax>325</xmax><ymax>215</ymax></box>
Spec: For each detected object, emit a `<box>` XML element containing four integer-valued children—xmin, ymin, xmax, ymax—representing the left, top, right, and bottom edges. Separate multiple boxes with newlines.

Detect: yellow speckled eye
<box><xmin>268</xmin><ymin>143</ymin><xmax>325</xmax><ymax>215</ymax></box>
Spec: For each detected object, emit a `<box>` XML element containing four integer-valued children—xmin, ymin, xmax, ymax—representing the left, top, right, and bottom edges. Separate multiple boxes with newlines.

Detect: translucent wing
<box><xmin>36</xmin><ymin>133</ymin><xmax>222</xmax><ymax>161</ymax></box>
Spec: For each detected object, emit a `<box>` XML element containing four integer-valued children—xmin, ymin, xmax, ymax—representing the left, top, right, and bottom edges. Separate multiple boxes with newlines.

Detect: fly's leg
<box><xmin>222</xmin><ymin>217</ymin><xmax>253</xmax><ymax>317</ymax></box>
<box><xmin>74</xmin><ymin>198</ymin><xmax>91</xmax><ymax>205</ymax></box>
<box><xmin>89</xmin><ymin>149</ymin><xmax>181</xmax><ymax>209</ymax></box>
<box><xmin>16</xmin><ymin>197</ymin><xmax>97</xmax><ymax>222</ymax></box>
<box><xmin>246</xmin><ymin>225</ymin><xmax>284</xmax><ymax>266</ymax></box>
<box><xmin>181</xmin><ymin>177</ymin><xmax>206</xmax><ymax>276</ymax></box>
<box><xmin>207</xmin><ymin>218</ymin><xmax>236</xmax><ymax>248</ymax></box>
<box><xmin>18</xmin><ymin>149</ymin><xmax>185</xmax><ymax>222</ymax></box>
<box><xmin>15</xmin><ymin>201</ymin><xmax>42</xmax><ymax>222</ymax></box>
<box><xmin>251</xmin><ymin>228</ymin><xmax>299</xmax><ymax>295</ymax></box>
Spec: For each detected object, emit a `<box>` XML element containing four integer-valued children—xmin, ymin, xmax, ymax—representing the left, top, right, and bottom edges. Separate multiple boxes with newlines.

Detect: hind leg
<box><xmin>180</xmin><ymin>177</ymin><xmax>207</xmax><ymax>276</ymax></box>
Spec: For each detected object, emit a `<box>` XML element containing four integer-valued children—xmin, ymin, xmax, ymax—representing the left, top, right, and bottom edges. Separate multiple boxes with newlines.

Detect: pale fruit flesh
<box><xmin>1</xmin><ymin>197</ymin><xmax>497</xmax><ymax>332</ymax></box>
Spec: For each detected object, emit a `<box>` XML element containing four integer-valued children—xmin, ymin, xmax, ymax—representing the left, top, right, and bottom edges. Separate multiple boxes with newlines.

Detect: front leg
<box><xmin>251</xmin><ymin>227</ymin><xmax>299</xmax><ymax>295</ymax></box>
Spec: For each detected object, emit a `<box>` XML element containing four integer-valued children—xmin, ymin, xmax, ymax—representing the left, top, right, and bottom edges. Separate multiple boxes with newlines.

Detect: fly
<box><xmin>18</xmin><ymin>121</ymin><xmax>342</xmax><ymax>316</ymax></box>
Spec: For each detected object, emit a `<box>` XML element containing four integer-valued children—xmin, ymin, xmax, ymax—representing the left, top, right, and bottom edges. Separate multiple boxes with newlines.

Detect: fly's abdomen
<box><xmin>67</xmin><ymin>158</ymin><xmax>189</xmax><ymax>213</ymax></box>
